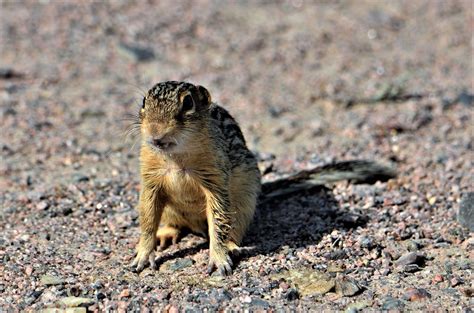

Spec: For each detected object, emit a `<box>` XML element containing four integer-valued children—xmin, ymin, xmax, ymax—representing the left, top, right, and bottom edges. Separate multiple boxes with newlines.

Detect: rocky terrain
<box><xmin>1</xmin><ymin>1</ymin><xmax>472</xmax><ymax>311</ymax></box>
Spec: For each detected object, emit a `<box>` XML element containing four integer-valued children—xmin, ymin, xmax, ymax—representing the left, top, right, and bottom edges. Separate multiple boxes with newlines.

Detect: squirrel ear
<box><xmin>196</xmin><ymin>85</ymin><xmax>211</xmax><ymax>108</ymax></box>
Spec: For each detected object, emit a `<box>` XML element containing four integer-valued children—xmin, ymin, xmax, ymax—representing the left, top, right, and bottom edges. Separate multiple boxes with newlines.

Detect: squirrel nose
<box><xmin>149</xmin><ymin>135</ymin><xmax>175</xmax><ymax>150</ymax></box>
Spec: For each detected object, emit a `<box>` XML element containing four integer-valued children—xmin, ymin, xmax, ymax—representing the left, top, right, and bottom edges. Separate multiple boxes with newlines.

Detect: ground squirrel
<box><xmin>130</xmin><ymin>81</ymin><xmax>395</xmax><ymax>275</ymax></box>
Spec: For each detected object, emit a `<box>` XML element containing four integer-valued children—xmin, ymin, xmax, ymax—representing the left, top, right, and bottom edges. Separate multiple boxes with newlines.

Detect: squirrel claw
<box><xmin>131</xmin><ymin>250</ymin><xmax>156</xmax><ymax>272</ymax></box>
<box><xmin>207</xmin><ymin>253</ymin><xmax>233</xmax><ymax>276</ymax></box>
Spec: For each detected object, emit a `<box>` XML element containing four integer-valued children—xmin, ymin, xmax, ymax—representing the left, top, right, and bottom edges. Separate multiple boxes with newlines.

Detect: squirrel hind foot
<box><xmin>156</xmin><ymin>225</ymin><xmax>180</xmax><ymax>251</ymax></box>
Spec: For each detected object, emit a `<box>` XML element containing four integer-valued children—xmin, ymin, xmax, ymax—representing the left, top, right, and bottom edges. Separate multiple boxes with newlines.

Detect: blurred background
<box><xmin>0</xmin><ymin>0</ymin><xmax>472</xmax><ymax>310</ymax></box>
<box><xmin>1</xmin><ymin>0</ymin><xmax>472</xmax><ymax>187</ymax></box>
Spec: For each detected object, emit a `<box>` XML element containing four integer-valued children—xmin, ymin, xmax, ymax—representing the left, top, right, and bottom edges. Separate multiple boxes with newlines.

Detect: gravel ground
<box><xmin>1</xmin><ymin>1</ymin><xmax>472</xmax><ymax>311</ymax></box>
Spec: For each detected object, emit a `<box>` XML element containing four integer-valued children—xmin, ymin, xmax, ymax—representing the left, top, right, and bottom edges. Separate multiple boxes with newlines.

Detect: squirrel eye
<box><xmin>182</xmin><ymin>94</ymin><xmax>194</xmax><ymax>112</ymax></box>
<box><xmin>142</xmin><ymin>97</ymin><xmax>146</xmax><ymax>109</ymax></box>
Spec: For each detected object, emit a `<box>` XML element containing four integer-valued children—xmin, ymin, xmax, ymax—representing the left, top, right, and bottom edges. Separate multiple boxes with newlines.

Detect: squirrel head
<box><xmin>139</xmin><ymin>81</ymin><xmax>212</xmax><ymax>153</ymax></box>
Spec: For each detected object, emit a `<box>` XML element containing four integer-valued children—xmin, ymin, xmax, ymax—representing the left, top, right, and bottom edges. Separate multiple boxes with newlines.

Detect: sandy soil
<box><xmin>1</xmin><ymin>1</ymin><xmax>472</xmax><ymax>311</ymax></box>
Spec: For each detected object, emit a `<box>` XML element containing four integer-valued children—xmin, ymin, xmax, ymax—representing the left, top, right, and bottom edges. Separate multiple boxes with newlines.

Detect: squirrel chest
<box><xmin>162</xmin><ymin>167</ymin><xmax>206</xmax><ymax>208</ymax></box>
<box><xmin>141</xmin><ymin>147</ymin><xmax>207</xmax><ymax>212</ymax></box>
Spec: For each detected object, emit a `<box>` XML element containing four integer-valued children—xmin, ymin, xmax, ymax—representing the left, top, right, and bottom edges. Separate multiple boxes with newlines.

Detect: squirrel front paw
<box><xmin>207</xmin><ymin>246</ymin><xmax>233</xmax><ymax>276</ymax></box>
<box><xmin>130</xmin><ymin>236</ymin><xmax>156</xmax><ymax>272</ymax></box>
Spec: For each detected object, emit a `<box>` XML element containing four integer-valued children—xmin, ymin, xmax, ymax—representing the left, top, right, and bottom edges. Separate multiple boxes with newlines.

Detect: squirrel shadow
<box><xmin>240</xmin><ymin>184</ymin><xmax>368</xmax><ymax>259</ymax></box>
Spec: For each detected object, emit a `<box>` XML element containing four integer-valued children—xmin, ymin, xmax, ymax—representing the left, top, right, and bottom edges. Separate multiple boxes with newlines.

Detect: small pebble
<box><xmin>395</xmin><ymin>252</ymin><xmax>425</xmax><ymax>267</ymax></box>
<box><xmin>168</xmin><ymin>305</ymin><xmax>179</xmax><ymax>313</ymax></box>
<box><xmin>402</xmin><ymin>288</ymin><xmax>431</xmax><ymax>301</ymax></box>
<box><xmin>241</xmin><ymin>295</ymin><xmax>252</xmax><ymax>304</ymax></box>
<box><xmin>36</xmin><ymin>201</ymin><xmax>49</xmax><ymax>210</ymax></box>
<box><xmin>382</xmin><ymin>297</ymin><xmax>405</xmax><ymax>310</ymax></box>
<box><xmin>58</xmin><ymin>297</ymin><xmax>95</xmax><ymax>308</ymax></box>
<box><xmin>457</xmin><ymin>192</ymin><xmax>473</xmax><ymax>231</ymax></box>
<box><xmin>25</xmin><ymin>266</ymin><xmax>33</xmax><ymax>276</ymax></box>
<box><xmin>450</xmin><ymin>277</ymin><xmax>463</xmax><ymax>287</ymax></box>
<box><xmin>40</xmin><ymin>275</ymin><xmax>64</xmax><ymax>286</ymax></box>
<box><xmin>284</xmin><ymin>288</ymin><xmax>299</xmax><ymax>301</ymax></box>
<box><xmin>119</xmin><ymin>289</ymin><xmax>130</xmax><ymax>299</ymax></box>
<box><xmin>432</xmin><ymin>274</ymin><xmax>444</xmax><ymax>283</ymax></box>
<box><xmin>335</xmin><ymin>277</ymin><xmax>361</xmax><ymax>297</ymax></box>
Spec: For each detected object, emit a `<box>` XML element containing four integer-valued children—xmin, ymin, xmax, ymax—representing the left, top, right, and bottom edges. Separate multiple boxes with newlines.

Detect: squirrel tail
<box><xmin>261</xmin><ymin>160</ymin><xmax>396</xmax><ymax>200</ymax></box>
